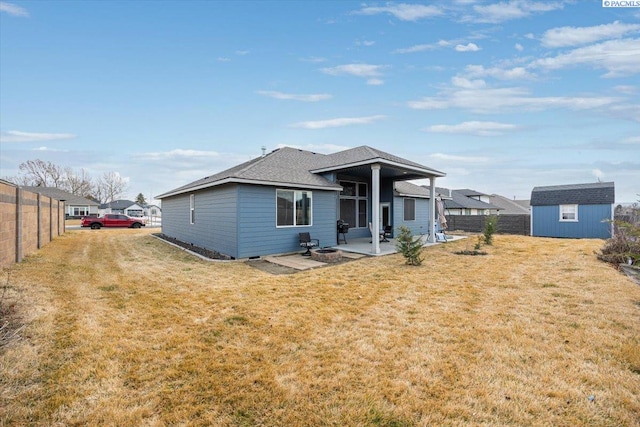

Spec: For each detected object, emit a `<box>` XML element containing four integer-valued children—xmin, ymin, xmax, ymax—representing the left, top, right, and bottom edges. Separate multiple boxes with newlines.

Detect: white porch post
<box><xmin>371</xmin><ymin>164</ymin><xmax>381</xmax><ymax>254</ymax></box>
<box><xmin>429</xmin><ymin>176</ymin><xmax>436</xmax><ymax>243</ymax></box>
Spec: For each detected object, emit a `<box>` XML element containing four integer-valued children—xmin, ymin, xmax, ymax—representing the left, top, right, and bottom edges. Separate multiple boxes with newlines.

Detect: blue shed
<box><xmin>530</xmin><ymin>182</ymin><xmax>615</xmax><ymax>239</ymax></box>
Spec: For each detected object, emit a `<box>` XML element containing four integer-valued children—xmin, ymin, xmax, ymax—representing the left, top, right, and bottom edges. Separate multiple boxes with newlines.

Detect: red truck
<box><xmin>81</xmin><ymin>214</ymin><xmax>146</xmax><ymax>229</ymax></box>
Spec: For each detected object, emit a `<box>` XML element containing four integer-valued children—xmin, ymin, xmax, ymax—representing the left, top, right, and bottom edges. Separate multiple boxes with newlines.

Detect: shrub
<box><xmin>598</xmin><ymin>220</ymin><xmax>640</xmax><ymax>265</ymax></box>
<box><xmin>483</xmin><ymin>215</ymin><xmax>498</xmax><ymax>245</ymax></box>
<box><xmin>395</xmin><ymin>225</ymin><xmax>424</xmax><ymax>266</ymax></box>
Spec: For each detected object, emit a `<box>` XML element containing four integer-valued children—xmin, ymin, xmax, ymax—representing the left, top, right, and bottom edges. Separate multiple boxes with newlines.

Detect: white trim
<box><xmin>559</xmin><ymin>204</ymin><xmax>579</xmax><ymax>222</ymax></box>
<box><xmin>311</xmin><ymin>158</ymin><xmax>446</xmax><ymax>177</ymax></box>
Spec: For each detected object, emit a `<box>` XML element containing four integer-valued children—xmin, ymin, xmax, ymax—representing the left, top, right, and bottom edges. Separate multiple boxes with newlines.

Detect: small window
<box><xmin>190</xmin><ymin>194</ymin><xmax>195</xmax><ymax>224</ymax></box>
<box><xmin>404</xmin><ymin>198</ymin><xmax>416</xmax><ymax>221</ymax></box>
<box><xmin>560</xmin><ymin>204</ymin><xmax>578</xmax><ymax>221</ymax></box>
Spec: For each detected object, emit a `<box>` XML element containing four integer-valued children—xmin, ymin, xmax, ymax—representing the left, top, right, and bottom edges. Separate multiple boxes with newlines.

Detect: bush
<box><xmin>598</xmin><ymin>220</ymin><xmax>640</xmax><ymax>265</ymax></box>
<box><xmin>483</xmin><ymin>215</ymin><xmax>498</xmax><ymax>245</ymax></box>
<box><xmin>395</xmin><ymin>225</ymin><xmax>424</xmax><ymax>266</ymax></box>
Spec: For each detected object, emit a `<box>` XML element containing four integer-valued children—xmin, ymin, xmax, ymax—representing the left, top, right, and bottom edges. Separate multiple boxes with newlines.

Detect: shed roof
<box><xmin>530</xmin><ymin>182</ymin><xmax>615</xmax><ymax>206</ymax></box>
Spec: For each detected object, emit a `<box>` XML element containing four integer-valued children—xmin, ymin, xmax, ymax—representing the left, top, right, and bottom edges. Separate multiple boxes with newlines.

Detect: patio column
<box><xmin>429</xmin><ymin>176</ymin><xmax>436</xmax><ymax>243</ymax></box>
<box><xmin>371</xmin><ymin>163</ymin><xmax>381</xmax><ymax>254</ymax></box>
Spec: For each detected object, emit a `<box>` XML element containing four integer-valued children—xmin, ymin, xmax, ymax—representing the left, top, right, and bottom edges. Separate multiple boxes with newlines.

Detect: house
<box><xmin>530</xmin><ymin>182</ymin><xmax>615</xmax><ymax>239</ymax></box>
<box><xmin>489</xmin><ymin>194</ymin><xmax>530</xmax><ymax>215</ymax></box>
<box><xmin>157</xmin><ymin>146</ymin><xmax>446</xmax><ymax>259</ymax></box>
<box><xmin>99</xmin><ymin>200</ymin><xmax>161</xmax><ymax>219</ymax></box>
<box><xmin>21</xmin><ymin>186</ymin><xmax>99</xmax><ymax>218</ymax></box>
<box><xmin>443</xmin><ymin>189</ymin><xmax>501</xmax><ymax>216</ymax></box>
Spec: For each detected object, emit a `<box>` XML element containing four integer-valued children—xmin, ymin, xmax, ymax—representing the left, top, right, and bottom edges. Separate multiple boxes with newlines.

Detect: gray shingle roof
<box><xmin>444</xmin><ymin>190</ymin><xmax>501</xmax><ymax>210</ymax></box>
<box><xmin>530</xmin><ymin>182</ymin><xmax>615</xmax><ymax>206</ymax></box>
<box><xmin>395</xmin><ymin>181</ymin><xmax>432</xmax><ymax>198</ymax></box>
<box><xmin>98</xmin><ymin>199</ymin><xmax>137</xmax><ymax>210</ymax></box>
<box><xmin>22</xmin><ymin>186</ymin><xmax>99</xmax><ymax>206</ymax></box>
<box><xmin>489</xmin><ymin>194</ymin><xmax>530</xmax><ymax>214</ymax></box>
<box><xmin>157</xmin><ymin>145</ymin><xmax>444</xmax><ymax>199</ymax></box>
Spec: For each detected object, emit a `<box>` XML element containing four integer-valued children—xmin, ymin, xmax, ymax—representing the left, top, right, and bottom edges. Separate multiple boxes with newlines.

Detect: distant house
<box><xmin>530</xmin><ymin>182</ymin><xmax>615</xmax><ymax>239</ymax></box>
<box><xmin>489</xmin><ymin>194</ymin><xmax>530</xmax><ymax>215</ymax></box>
<box><xmin>22</xmin><ymin>186</ymin><xmax>99</xmax><ymax>218</ymax></box>
<box><xmin>99</xmin><ymin>200</ymin><xmax>161</xmax><ymax>218</ymax></box>
<box><xmin>443</xmin><ymin>189</ymin><xmax>501</xmax><ymax>216</ymax></box>
<box><xmin>157</xmin><ymin>146</ymin><xmax>446</xmax><ymax>259</ymax></box>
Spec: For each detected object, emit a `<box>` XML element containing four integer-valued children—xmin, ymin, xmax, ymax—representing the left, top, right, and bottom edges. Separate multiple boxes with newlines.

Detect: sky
<box><xmin>1</xmin><ymin>0</ymin><xmax>639</xmax><ymax>205</ymax></box>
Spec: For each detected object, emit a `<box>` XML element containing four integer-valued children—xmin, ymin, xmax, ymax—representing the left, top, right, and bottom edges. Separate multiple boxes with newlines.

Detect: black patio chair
<box><xmin>299</xmin><ymin>232</ymin><xmax>319</xmax><ymax>256</ymax></box>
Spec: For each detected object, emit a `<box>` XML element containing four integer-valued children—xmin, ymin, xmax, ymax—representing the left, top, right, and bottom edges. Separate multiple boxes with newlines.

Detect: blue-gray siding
<box><xmin>161</xmin><ymin>184</ymin><xmax>339</xmax><ymax>259</ymax></box>
<box><xmin>532</xmin><ymin>204</ymin><xmax>612</xmax><ymax>238</ymax></box>
<box><xmin>393</xmin><ymin>196</ymin><xmax>432</xmax><ymax>236</ymax></box>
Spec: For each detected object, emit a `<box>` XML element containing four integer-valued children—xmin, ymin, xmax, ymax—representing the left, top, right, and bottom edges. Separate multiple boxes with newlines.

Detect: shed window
<box><xmin>190</xmin><ymin>194</ymin><xmax>195</xmax><ymax>224</ymax></box>
<box><xmin>559</xmin><ymin>204</ymin><xmax>578</xmax><ymax>221</ymax></box>
<box><xmin>404</xmin><ymin>198</ymin><xmax>416</xmax><ymax>221</ymax></box>
<box><xmin>277</xmin><ymin>189</ymin><xmax>312</xmax><ymax>227</ymax></box>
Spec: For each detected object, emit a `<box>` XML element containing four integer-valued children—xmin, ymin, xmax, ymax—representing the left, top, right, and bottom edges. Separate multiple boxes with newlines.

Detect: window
<box><xmin>404</xmin><ymin>198</ymin><xmax>416</xmax><ymax>221</ymax></box>
<box><xmin>339</xmin><ymin>181</ymin><xmax>367</xmax><ymax>228</ymax></box>
<box><xmin>190</xmin><ymin>194</ymin><xmax>195</xmax><ymax>224</ymax></box>
<box><xmin>560</xmin><ymin>204</ymin><xmax>578</xmax><ymax>221</ymax></box>
<box><xmin>277</xmin><ymin>189</ymin><xmax>312</xmax><ymax>227</ymax></box>
<box><xmin>72</xmin><ymin>207</ymin><xmax>89</xmax><ymax>217</ymax></box>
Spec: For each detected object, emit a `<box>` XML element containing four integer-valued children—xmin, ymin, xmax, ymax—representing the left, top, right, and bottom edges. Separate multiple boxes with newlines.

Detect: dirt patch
<box><xmin>245</xmin><ymin>259</ymin><xmax>299</xmax><ymax>275</ymax></box>
<box><xmin>153</xmin><ymin>233</ymin><xmax>234</xmax><ymax>260</ymax></box>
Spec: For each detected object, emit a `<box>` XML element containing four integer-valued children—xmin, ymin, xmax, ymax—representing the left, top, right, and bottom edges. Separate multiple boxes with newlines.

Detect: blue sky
<box><xmin>1</xmin><ymin>0</ymin><xmax>639</xmax><ymax>204</ymax></box>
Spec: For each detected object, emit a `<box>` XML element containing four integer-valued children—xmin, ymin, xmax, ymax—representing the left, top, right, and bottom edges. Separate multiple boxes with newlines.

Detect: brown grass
<box><xmin>1</xmin><ymin>229</ymin><xmax>639</xmax><ymax>426</ymax></box>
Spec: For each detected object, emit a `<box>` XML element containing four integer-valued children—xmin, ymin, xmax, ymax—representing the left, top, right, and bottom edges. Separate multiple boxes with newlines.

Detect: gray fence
<box><xmin>446</xmin><ymin>214</ymin><xmax>531</xmax><ymax>236</ymax></box>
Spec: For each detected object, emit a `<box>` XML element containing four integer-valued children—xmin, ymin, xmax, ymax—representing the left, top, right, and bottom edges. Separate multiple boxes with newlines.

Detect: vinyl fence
<box><xmin>446</xmin><ymin>214</ymin><xmax>531</xmax><ymax>236</ymax></box>
<box><xmin>0</xmin><ymin>181</ymin><xmax>66</xmax><ymax>269</ymax></box>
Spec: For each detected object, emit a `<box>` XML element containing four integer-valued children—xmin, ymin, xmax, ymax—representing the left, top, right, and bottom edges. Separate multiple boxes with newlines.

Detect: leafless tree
<box><xmin>64</xmin><ymin>167</ymin><xmax>93</xmax><ymax>197</ymax></box>
<box><xmin>96</xmin><ymin>171</ymin><xmax>129</xmax><ymax>203</ymax></box>
<box><xmin>17</xmin><ymin>159</ymin><xmax>65</xmax><ymax>187</ymax></box>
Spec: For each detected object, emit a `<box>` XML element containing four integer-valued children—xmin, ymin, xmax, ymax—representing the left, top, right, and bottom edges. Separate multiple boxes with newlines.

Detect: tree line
<box><xmin>4</xmin><ymin>159</ymin><xmax>137</xmax><ymax>205</ymax></box>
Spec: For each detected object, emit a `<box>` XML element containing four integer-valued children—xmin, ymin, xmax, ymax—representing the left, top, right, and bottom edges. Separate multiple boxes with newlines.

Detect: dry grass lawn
<box><xmin>1</xmin><ymin>228</ymin><xmax>639</xmax><ymax>426</ymax></box>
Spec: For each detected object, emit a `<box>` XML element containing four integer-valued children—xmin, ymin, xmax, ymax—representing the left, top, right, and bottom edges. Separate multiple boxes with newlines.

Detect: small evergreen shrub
<box><xmin>483</xmin><ymin>215</ymin><xmax>498</xmax><ymax>245</ymax></box>
<box><xmin>395</xmin><ymin>225</ymin><xmax>424</xmax><ymax>266</ymax></box>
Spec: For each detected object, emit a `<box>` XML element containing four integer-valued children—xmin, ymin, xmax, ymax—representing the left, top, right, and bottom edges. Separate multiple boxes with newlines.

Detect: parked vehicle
<box><xmin>81</xmin><ymin>214</ymin><xmax>146</xmax><ymax>229</ymax></box>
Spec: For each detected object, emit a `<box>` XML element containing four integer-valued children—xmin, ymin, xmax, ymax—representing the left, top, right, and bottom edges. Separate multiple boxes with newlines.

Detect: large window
<box><xmin>72</xmin><ymin>207</ymin><xmax>89</xmax><ymax>217</ymax></box>
<box><xmin>560</xmin><ymin>204</ymin><xmax>578</xmax><ymax>221</ymax></box>
<box><xmin>277</xmin><ymin>190</ymin><xmax>312</xmax><ymax>227</ymax></box>
<box><xmin>404</xmin><ymin>198</ymin><xmax>416</xmax><ymax>221</ymax></box>
<box><xmin>339</xmin><ymin>181</ymin><xmax>367</xmax><ymax>228</ymax></box>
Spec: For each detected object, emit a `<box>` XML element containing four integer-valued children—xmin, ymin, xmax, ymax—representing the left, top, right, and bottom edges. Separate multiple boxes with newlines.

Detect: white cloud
<box><xmin>276</xmin><ymin>143</ymin><xmax>351</xmax><ymax>154</ymax></box>
<box><xmin>425</xmin><ymin>121</ymin><xmax>519</xmax><ymax>136</ymax></box>
<box><xmin>451</xmin><ymin>76</ymin><xmax>487</xmax><ymax>89</ymax></box>
<box><xmin>0</xmin><ymin>130</ymin><xmax>76</xmax><ymax>143</ymax></box>
<box><xmin>621</xmin><ymin>136</ymin><xmax>640</xmax><ymax>145</ymax></box>
<box><xmin>367</xmin><ymin>78</ymin><xmax>384</xmax><ymax>85</ymax></box>
<box><xmin>31</xmin><ymin>146</ymin><xmax>69</xmax><ymax>152</ymax></box>
<box><xmin>592</xmin><ymin>169</ymin><xmax>604</xmax><ymax>180</ymax></box>
<box><xmin>321</xmin><ymin>63</ymin><xmax>386</xmax><ymax>77</ymax></box>
<box><xmin>408</xmin><ymin>85</ymin><xmax>618</xmax><ymax>113</ymax></box>
<box><xmin>393</xmin><ymin>39</ymin><xmax>452</xmax><ymax>54</ymax></box>
<box><xmin>0</xmin><ymin>1</ymin><xmax>28</xmax><ymax>17</ymax></box>
<box><xmin>257</xmin><ymin>90</ymin><xmax>332</xmax><ymax>102</ymax></box>
<box><xmin>429</xmin><ymin>153</ymin><xmax>490</xmax><ymax>163</ymax></box>
<box><xmin>533</xmin><ymin>38</ymin><xmax>640</xmax><ymax>77</ymax></box>
<box><xmin>472</xmin><ymin>0</ymin><xmax>563</xmax><ymax>23</ymax></box>
<box><xmin>614</xmin><ymin>85</ymin><xmax>637</xmax><ymax>94</ymax></box>
<box><xmin>541</xmin><ymin>21</ymin><xmax>640</xmax><ymax>48</ymax></box>
<box><xmin>515</xmin><ymin>43</ymin><xmax>524</xmax><ymax>51</ymax></box>
<box><xmin>217</xmin><ymin>57</ymin><xmax>231</xmax><ymax>62</ymax></box>
<box><xmin>300</xmin><ymin>56</ymin><xmax>326</xmax><ymax>63</ymax></box>
<box><xmin>355</xmin><ymin>3</ymin><xmax>443</xmax><ymax>21</ymax></box>
<box><xmin>456</xmin><ymin>43</ymin><xmax>481</xmax><ymax>52</ymax></box>
<box><xmin>235</xmin><ymin>50</ymin><xmax>250</xmax><ymax>56</ymax></box>
<box><xmin>465</xmin><ymin>64</ymin><xmax>535</xmax><ymax>80</ymax></box>
<box><xmin>139</xmin><ymin>149</ymin><xmax>221</xmax><ymax>161</ymax></box>
<box><xmin>289</xmin><ymin>115</ymin><xmax>386</xmax><ymax>129</ymax></box>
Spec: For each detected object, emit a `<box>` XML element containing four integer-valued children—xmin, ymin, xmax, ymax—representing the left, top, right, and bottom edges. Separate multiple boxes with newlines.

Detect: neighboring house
<box><xmin>489</xmin><ymin>194</ymin><xmax>530</xmax><ymax>215</ymax></box>
<box><xmin>22</xmin><ymin>186</ymin><xmax>99</xmax><ymax>218</ymax></box>
<box><xmin>530</xmin><ymin>182</ymin><xmax>615</xmax><ymax>239</ymax></box>
<box><xmin>99</xmin><ymin>200</ymin><xmax>161</xmax><ymax>218</ymax></box>
<box><xmin>443</xmin><ymin>189</ymin><xmax>501</xmax><ymax>216</ymax></box>
<box><xmin>157</xmin><ymin>145</ymin><xmax>446</xmax><ymax>259</ymax></box>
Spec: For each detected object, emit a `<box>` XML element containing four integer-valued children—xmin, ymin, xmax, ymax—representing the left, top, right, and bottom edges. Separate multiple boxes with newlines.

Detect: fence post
<box><xmin>15</xmin><ymin>187</ymin><xmax>23</xmax><ymax>263</ymax></box>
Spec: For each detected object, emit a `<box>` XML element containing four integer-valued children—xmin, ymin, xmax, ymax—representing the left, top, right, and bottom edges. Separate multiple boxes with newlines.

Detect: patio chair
<box><xmin>381</xmin><ymin>225</ymin><xmax>393</xmax><ymax>242</ymax></box>
<box><xmin>299</xmin><ymin>232</ymin><xmax>319</xmax><ymax>256</ymax></box>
